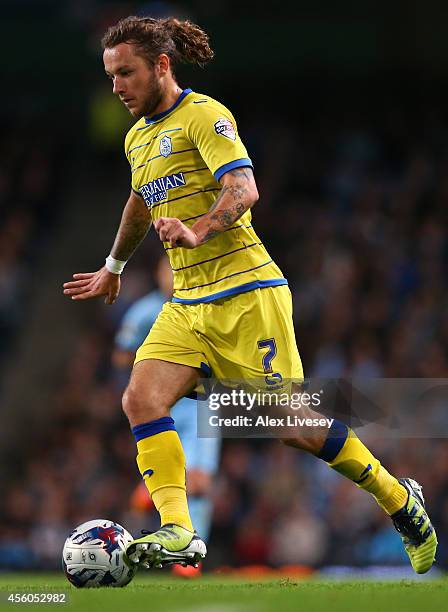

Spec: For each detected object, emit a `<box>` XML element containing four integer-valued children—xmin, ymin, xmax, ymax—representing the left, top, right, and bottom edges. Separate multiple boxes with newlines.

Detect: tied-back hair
<box><xmin>101</xmin><ymin>15</ymin><xmax>214</xmax><ymax>69</ymax></box>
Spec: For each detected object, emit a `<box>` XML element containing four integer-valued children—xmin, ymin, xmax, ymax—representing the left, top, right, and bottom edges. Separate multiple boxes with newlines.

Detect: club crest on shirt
<box><xmin>214</xmin><ymin>118</ymin><xmax>236</xmax><ymax>141</ymax></box>
<box><xmin>159</xmin><ymin>135</ymin><xmax>172</xmax><ymax>157</ymax></box>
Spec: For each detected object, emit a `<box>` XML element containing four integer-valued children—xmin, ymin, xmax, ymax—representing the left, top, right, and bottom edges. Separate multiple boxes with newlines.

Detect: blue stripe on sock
<box><xmin>132</xmin><ymin>417</ymin><xmax>176</xmax><ymax>442</ymax></box>
<box><xmin>317</xmin><ymin>419</ymin><xmax>349</xmax><ymax>462</ymax></box>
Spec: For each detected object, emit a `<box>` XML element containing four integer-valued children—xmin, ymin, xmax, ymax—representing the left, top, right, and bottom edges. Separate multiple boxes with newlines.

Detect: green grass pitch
<box><xmin>0</xmin><ymin>573</ymin><xmax>447</xmax><ymax>612</ymax></box>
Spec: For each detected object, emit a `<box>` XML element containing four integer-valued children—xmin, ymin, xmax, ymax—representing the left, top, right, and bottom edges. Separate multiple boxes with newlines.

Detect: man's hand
<box><xmin>63</xmin><ymin>266</ymin><xmax>121</xmax><ymax>305</ymax></box>
<box><xmin>153</xmin><ymin>217</ymin><xmax>200</xmax><ymax>249</ymax></box>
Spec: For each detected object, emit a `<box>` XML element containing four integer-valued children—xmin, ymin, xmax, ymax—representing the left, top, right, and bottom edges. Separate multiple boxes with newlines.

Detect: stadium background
<box><xmin>1</xmin><ymin>0</ymin><xmax>448</xmax><ymax>575</ymax></box>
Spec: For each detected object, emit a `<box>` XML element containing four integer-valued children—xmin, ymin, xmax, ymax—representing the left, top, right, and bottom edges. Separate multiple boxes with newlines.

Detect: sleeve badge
<box><xmin>214</xmin><ymin>118</ymin><xmax>236</xmax><ymax>141</ymax></box>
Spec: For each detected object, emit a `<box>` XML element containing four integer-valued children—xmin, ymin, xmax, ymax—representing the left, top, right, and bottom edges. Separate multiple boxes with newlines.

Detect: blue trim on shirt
<box><xmin>172</xmin><ymin>242</ymin><xmax>260</xmax><ymax>272</ymax></box>
<box><xmin>151</xmin><ymin>187</ymin><xmax>220</xmax><ymax>212</ymax></box>
<box><xmin>132</xmin><ymin>154</ymin><xmax>162</xmax><ymax>172</ymax></box>
<box><xmin>172</xmin><ymin>278</ymin><xmax>288</xmax><ymax>305</ymax></box>
<box><xmin>174</xmin><ymin>260</ymin><xmax>276</xmax><ymax>293</ymax></box>
<box><xmin>132</xmin><ymin>147</ymin><xmax>198</xmax><ymax>174</ymax></box>
<box><xmin>214</xmin><ymin>158</ymin><xmax>253</xmax><ymax>182</ymax></box>
<box><xmin>165</xmin><ymin>224</ymin><xmax>253</xmax><ymax>250</ymax></box>
<box><xmin>182</xmin><ymin>167</ymin><xmax>209</xmax><ymax>175</ymax></box>
<box><xmin>144</xmin><ymin>88</ymin><xmax>192</xmax><ymax>124</ymax></box>
<box><xmin>129</xmin><ymin>129</ymin><xmax>183</xmax><ymax>154</ymax></box>
<box><xmin>132</xmin><ymin>188</ymin><xmax>142</xmax><ymax>197</ymax></box>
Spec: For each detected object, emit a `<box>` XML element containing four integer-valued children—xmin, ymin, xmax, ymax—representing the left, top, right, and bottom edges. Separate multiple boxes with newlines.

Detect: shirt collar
<box><xmin>144</xmin><ymin>88</ymin><xmax>192</xmax><ymax>125</ymax></box>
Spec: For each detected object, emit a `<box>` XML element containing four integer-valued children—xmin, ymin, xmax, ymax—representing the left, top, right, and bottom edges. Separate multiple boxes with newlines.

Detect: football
<box><xmin>62</xmin><ymin>519</ymin><xmax>137</xmax><ymax>588</ymax></box>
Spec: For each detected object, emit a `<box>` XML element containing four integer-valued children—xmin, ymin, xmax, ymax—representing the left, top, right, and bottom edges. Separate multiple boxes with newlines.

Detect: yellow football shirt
<box><xmin>125</xmin><ymin>88</ymin><xmax>287</xmax><ymax>303</ymax></box>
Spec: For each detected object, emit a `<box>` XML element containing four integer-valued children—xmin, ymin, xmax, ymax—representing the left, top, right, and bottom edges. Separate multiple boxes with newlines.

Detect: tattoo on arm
<box><xmin>209</xmin><ymin>183</ymin><xmax>248</xmax><ymax>229</ymax></box>
<box><xmin>225</xmin><ymin>168</ymin><xmax>253</xmax><ymax>179</ymax></box>
<box><xmin>110</xmin><ymin>197</ymin><xmax>152</xmax><ymax>261</ymax></box>
<box><xmin>208</xmin><ymin>185</ymin><xmax>229</xmax><ymax>213</ymax></box>
<box><xmin>202</xmin><ymin>228</ymin><xmax>221</xmax><ymax>242</ymax></box>
<box><xmin>193</xmin><ymin>168</ymin><xmax>256</xmax><ymax>244</ymax></box>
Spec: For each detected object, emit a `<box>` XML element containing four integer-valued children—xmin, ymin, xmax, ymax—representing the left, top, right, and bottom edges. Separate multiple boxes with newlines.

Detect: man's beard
<box><xmin>138</xmin><ymin>80</ymin><xmax>164</xmax><ymax>118</ymax></box>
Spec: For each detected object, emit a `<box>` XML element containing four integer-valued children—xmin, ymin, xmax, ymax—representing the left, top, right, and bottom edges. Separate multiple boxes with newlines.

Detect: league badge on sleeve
<box><xmin>159</xmin><ymin>135</ymin><xmax>172</xmax><ymax>157</ymax></box>
<box><xmin>214</xmin><ymin>118</ymin><xmax>236</xmax><ymax>141</ymax></box>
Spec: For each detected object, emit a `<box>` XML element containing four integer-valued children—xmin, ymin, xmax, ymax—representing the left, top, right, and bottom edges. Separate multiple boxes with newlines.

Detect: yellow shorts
<box><xmin>135</xmin><ymin>285</ymin><xmax>303</xmax><ymax>387</ymax></box>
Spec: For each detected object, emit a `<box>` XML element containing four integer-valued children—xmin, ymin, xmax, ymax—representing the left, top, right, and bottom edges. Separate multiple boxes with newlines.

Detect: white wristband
<box><xmin>105</xmin><ymin>255</ymin><xmax>127</xmax><ymax>275</ymax></box>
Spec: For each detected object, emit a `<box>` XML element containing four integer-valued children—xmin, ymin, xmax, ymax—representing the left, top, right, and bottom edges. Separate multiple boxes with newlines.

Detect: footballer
<box><xmin>63</xmin><ymin>16</ymin><xmax>437</xmax><ymax>573</ymax></box>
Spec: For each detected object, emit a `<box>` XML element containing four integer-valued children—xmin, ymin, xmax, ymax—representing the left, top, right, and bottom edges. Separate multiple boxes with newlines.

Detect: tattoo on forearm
<box><xmin>203</xmin><ymin>228</ymin><xmax>221</xmax><ymax>242</ymax></box>
<box><xmin>192</xmin><ymin>167</ymin><xmax>256</xmax><ymax>245</ymax></box>
<box><xmin>200</xmin><ymin>185</ymin><xmax>249</xmax><ymax>241</ymax></box>
<box><xmin>227</xmin><ymin>168</ymin><xmax>252</xmax><ymax>179</ymax></box>
<box><xmin>211</xmin><ymin>209</ymin><xmax>234</xmax><ymax>228</ymax></box>
<box><xmin>110</xmin><ymin>200</ymin><xmax>151</xmax><ymax>261</ymax></box>
<box><xmin>208</xmin><ymin>186</ymin><xmax>228</xmax><ymax>213</ymax></box>
<box><xmin>209</xmin><ymin>186</ymin><xmax>247</xmax><ymax>228</ymax></box>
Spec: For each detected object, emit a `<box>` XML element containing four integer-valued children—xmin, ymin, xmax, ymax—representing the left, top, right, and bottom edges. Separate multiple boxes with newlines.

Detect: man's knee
<box><xmin>122</xmin><ymin>384</ymin><xmax>169</xmax><ymax>425</ymax></box>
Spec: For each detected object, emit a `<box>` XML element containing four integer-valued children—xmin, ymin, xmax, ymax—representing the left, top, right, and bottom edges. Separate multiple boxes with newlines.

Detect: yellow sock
<box><xmin>320</xmin><ymin>423</ymin><xmax>407</xmax><ymax>515</ymax></box>
<box><xmin>134</xmin><ymin>421</ymin><xmax>193</xmax><ymax>531</ymax></box>
<box><xmin>151</xmin><ymin>487</ymin><xmax>192</xmax><ymax>530</ymax></box>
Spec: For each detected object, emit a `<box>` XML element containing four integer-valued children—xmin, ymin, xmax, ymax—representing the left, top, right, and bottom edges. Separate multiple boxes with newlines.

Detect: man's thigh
<box><xmin>125</xmin><ymin>359</ymin><xmax>200</xmax><ymax>425</ymax></box>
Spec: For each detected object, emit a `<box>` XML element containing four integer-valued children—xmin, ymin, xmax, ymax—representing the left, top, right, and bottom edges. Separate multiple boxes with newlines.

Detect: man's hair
<box><xmin>101</xmin><ymin>16</ymin><xmax>214</xmax><ymax>69</ymax></box>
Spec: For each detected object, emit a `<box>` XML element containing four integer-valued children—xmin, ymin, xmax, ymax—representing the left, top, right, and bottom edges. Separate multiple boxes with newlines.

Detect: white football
<box><xmin>62</xmin><ymin>519</ymin><xmax>137</xmax><ymax>588</ymax></box>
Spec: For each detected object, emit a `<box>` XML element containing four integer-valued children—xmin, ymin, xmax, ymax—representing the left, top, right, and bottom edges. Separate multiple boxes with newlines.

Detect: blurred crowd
<box><xmin>0</xmin><ymin>121</ymin><xmax>64</xmax><ymax>374</ymax></box>
<box><xmin>1</xmin><ymin>100</ymin><xmax>448</xmax><ymax>571</ymax></box>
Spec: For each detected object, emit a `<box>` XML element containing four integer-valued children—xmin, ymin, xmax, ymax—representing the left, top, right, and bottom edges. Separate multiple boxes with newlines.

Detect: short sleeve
<box><xmin>187</xmin><ymin>102</ymin><xmax>253</xmax><ymax>181</ymax></box>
